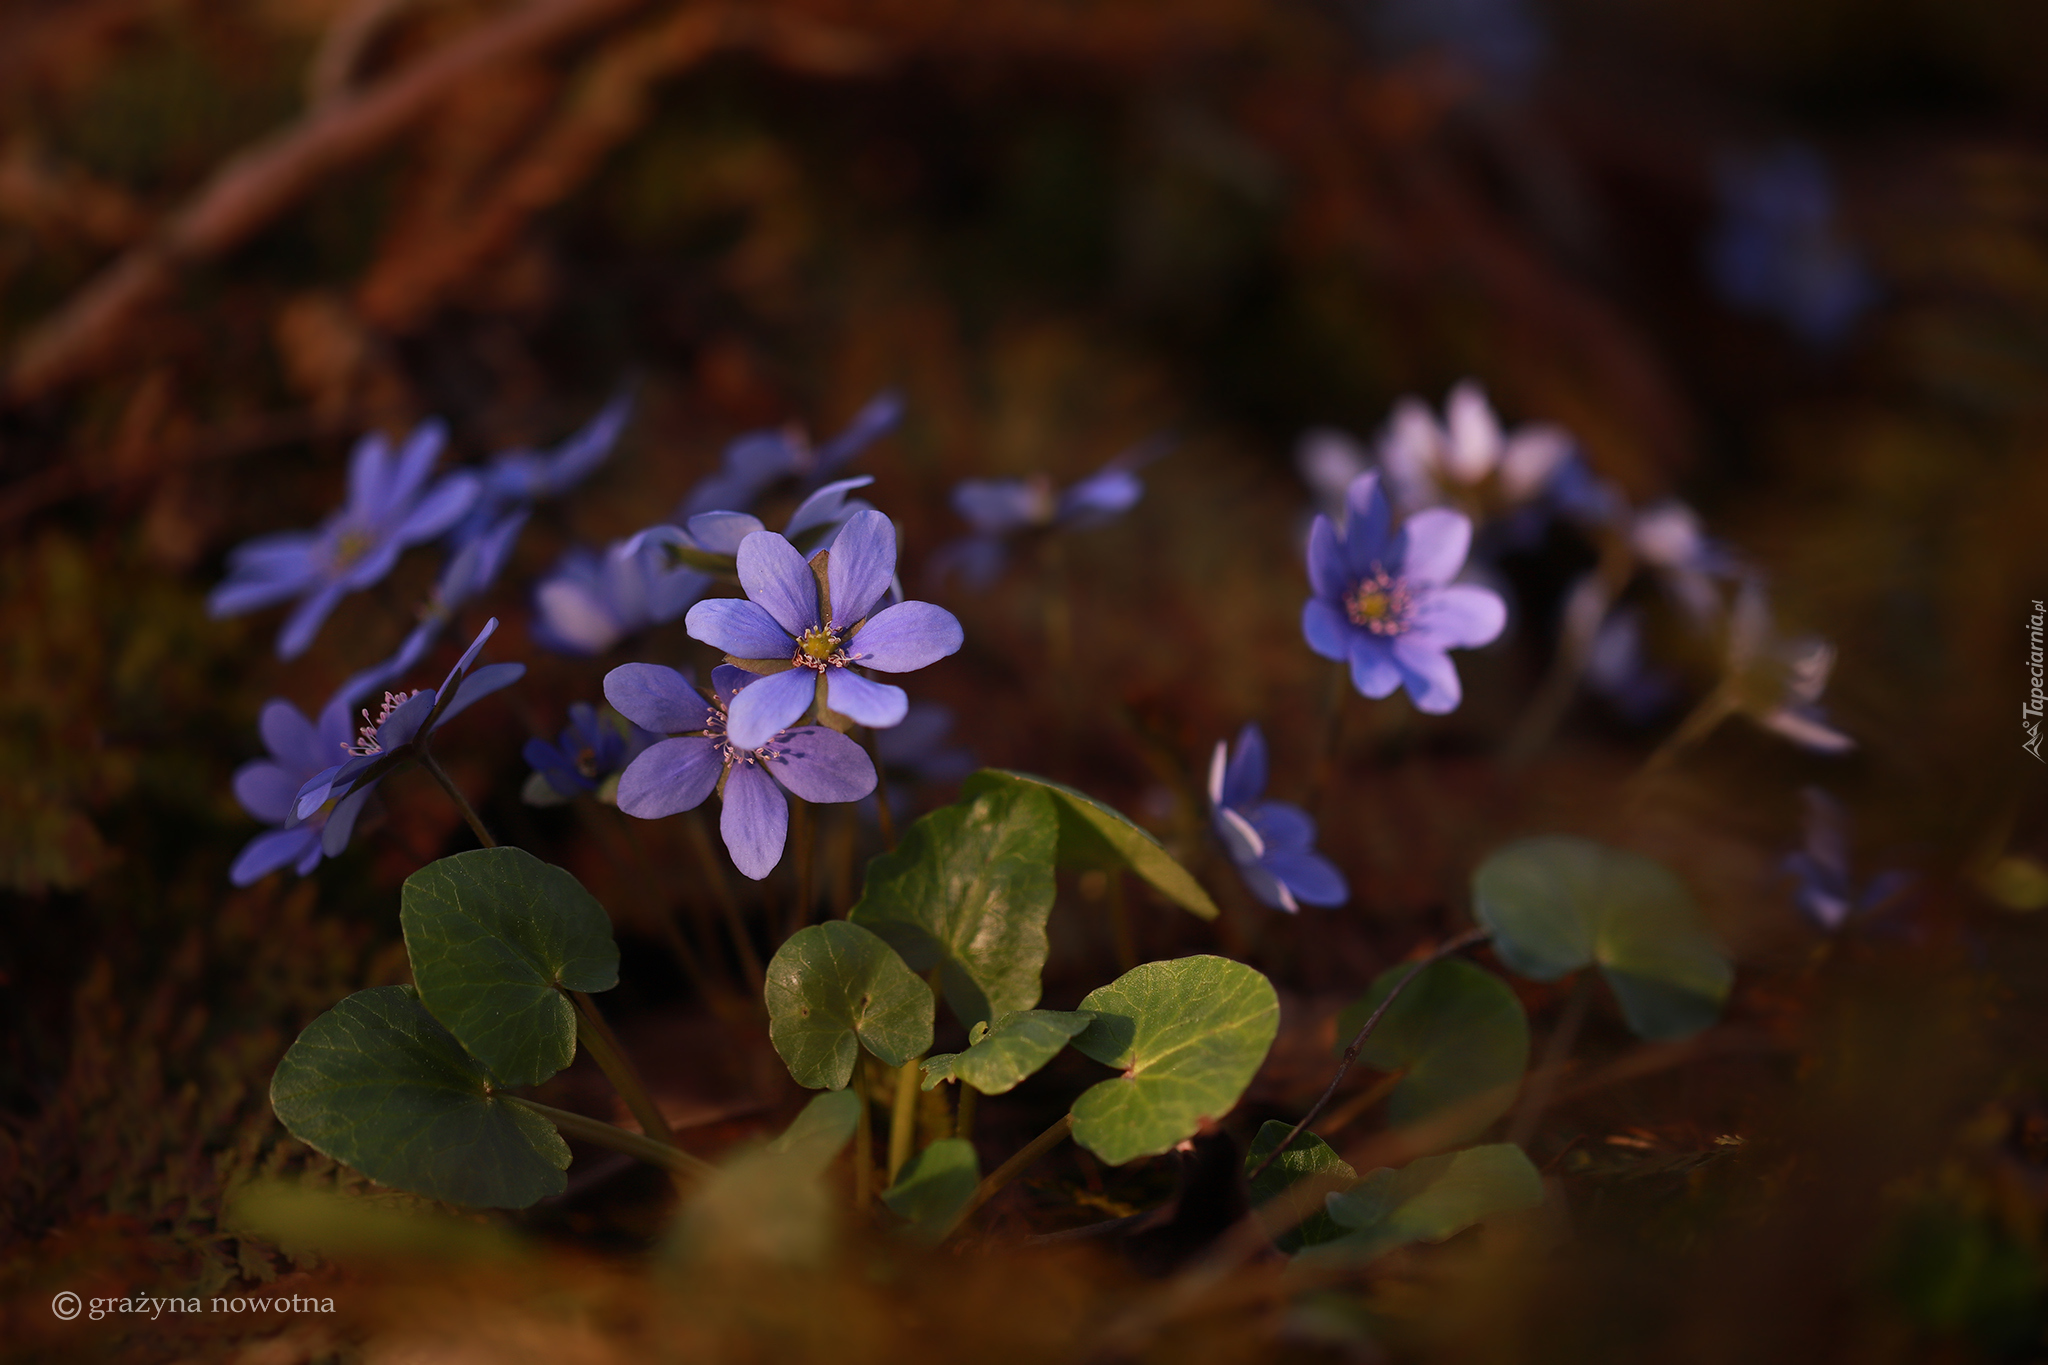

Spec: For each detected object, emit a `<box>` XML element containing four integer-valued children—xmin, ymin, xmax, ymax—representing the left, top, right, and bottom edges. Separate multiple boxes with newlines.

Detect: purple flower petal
<box><xmin>1215</xmin><ymin>804</ymin><xmax>1266</xmax><ymax>865</ymax></box>
<box><xmin>535</xmin><ymin>577</ymin><xmax>622</xmax><ymax>655</ymax></box>
<box><xmin>784</xmin><ymin>476</ymin><xmax>875</xmax><ymax>541</ymax></box>
<box><xmin>617</xmin><ymin>737</ymin><xmax>723</xmax><ymax>818</ymax></box>
<box><xmin>294</xmin><ymin>763</ymin><xmax>347</xmax><ymax>821</ymax></box>
<box><xmin>438</xmin><ymin>618</ymin><xmax>499</xmax><ymax>693</ymax></box>
<box><xmin>375</xmin><ymin>689</ymin><xmax>440</xmax><ymax>749</ymax></box>
<box><xmin>321</xmin><ymin>783</ymin><xmax>373</xmax><ymax>856</ymax></box>
<box><xmin>711</xmin><ymin>664</ymin><xmax>756</xmax><ymax>704</ymax></box>
<box><xmin>209</xmin><ymin>564</ymin><xmax>314</xmax><ymax>618</ymax></box>
<box><xmin>686</xmin><ymin>511</ymin><xmax>767</xmax><ymax>555</ymax></box>
<box><xmin>826</xmin><ymin>670</ymin><xmax>908</xmax><ymax>729</ymax></box>
<box><xmin>725</xmin><ymin>665</ymin><xmax>817</xmax><ymax>750</ymax></box>
<box><xmin>604</xmin><ymin>663</ymin><xmax>712</xmax><ymax>734</ymax></box>
<box><xmin>736</xmin><ymin>531</ymin><xmax>821</xmax><ymax>637</ymax></box>
<box><xmin>1411</xmin><ymin>584</ymin><xmax>1506</xmax><ymax>649</ymax></box>
<box><xmin>686</xmin><ymin>597</ymin><xmax>794</xmax><ymax>659</ymax></box>
<box><xmin>227</xmin><ymin>530</ymin><xmax>319</xmax><ymax>573</ymax></box>
<box><xmin>440</xmin><ymin>662</ymin><xmax>524</xmax><ymax>723</ymax></box>
<box><xmin>720</xmin><ymin>761</ymin><xmax>789</xmax><ymax>880</ymax></box>
<box><xmin>1264</xmin><ymin>849</ymin><xmax>1347</xmax><ymax>906</ymax></box>
<box><xmin>383</xmin><ymin>421</ymin><xmax>448</xmax><ymax>515</ymax></box>
<box><xmin>395</xmin><ymin>471</ymin><xmax>481</xmax><ymax>544</ymax></box>
<box><xmin>953</xmin><ymin>478</ymin><xmax>1050</xmax><ymax>535</ymax></box>
<box><xmin>1056</xmin><ymin>468</ymin><xmax>1142</xmax><ymax>527</ymax></box>
<box><xmin>826</xmin><ymin>509</ymin><xmax>896</xmax><ymax>628</ymax></box>
<box><xmin>346</xmin><ymin>432</ymin><xmax>393</xmax><ymax>516</ymax></box>
<box><xmin>1393</xmin><ymin>508</ymin><xmax>1473</xmax><ymax>587</ymax></box>
<box><xmin>1246</xmin><ymin>801</ymin><xmax>1315</xmax><ymax>853</ymax></box>
<box><xmin>844</xmin><ymin>601</ymin><xmax>962</xmax><ymax>672</ymax></box>
<box><xmin>1340</xmin><ymin>471</ymin><xmax>1393</xmax><ymax>574</ymax></box>
<box><xmin>332</xmin><ymin>537</ymin><xmax>406</xmax><ymax>593</ymax></box>
<box><xmin>1306</xmin><ymin>516</ymin><xmax>1347</xmax><ymax>601</ymax></box>
<box><xmin>1390</xmin><ymin>636</ymin><xmax>1463</xmax><ymax>714</ymax></box>
<box><xmin>766</xmin><ymin>726</ymin><xmax>876</xmax><ymax>803</ymax></box>
<box><xmin>1234</xmin><ymin>858</ymin><xmax>1296</xmax><ymax>913</ymax></box>
<box><xmin>230</xmin><ymin>826</ymin><xmax>321</xmax><ymax>887</ymax></box>
<box><xmin>1347</xmin><ymin>636</ymin><xmax>1401</xmax><ymax>699</ymax></box>
<box><xmin>1221</xmin><ymin>724</ymin><xmax>1267</xmax><ymax>810</ymax></box>
<box><xmin>812</xmin><ymin>390</ymin><xmax>903</xmax><ymax>479</ymax></box>
<box><xmin>276</xmin><ymin>582</ymin><xmax>347</xmax><ymax>660</ymax></box>
<box><xmin>1302</xmin><ymin>598</ymin><xmax>1352</xmax><ymax>663</ymax></box>
<box><xmin>233</xmin><ymin>760</ymin><xmax>300</xmax><ymax>825</ymax></box>
<box><xmin>258</xmin><ymin>700</ymin><xmax>325</xmax><ymax>773</ymax></box>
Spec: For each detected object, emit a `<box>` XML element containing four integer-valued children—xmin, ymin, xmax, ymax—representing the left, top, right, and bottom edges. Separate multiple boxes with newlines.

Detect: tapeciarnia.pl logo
<box><xmin>2027</xmin><ymin>599</ymin><xmax>2045</xmax><ymax>762</ymax></box>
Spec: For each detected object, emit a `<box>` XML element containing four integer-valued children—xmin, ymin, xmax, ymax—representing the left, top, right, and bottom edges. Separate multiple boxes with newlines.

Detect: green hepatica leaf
<box><xmin>1336</xmin><ymin>958</ymin><xmax>1529</xmax><ymax>1147</ymax></box>
<box><xmin>1318</xmin><ymin>1144</ymin><xmax>1543</xmax><ymax>1263</ymax></box>
<box><xmin>849</xmin><ymin>783</ymin><xmax>1058</xmax><ymax>1027</ymax></box>
<box><xmin>674</xmin><ymin>1091</ymin><xmax>863</xmax><ymax>1266</ymax></box>
<box><xmin>269</xmin><ymin>986</ymin><xmax>570</xmax><ymax>1210</ymax></box>
<box><xmin>764</xmin><ymin>921</ymin><xmax>934</xmax><ymax>1090</ymax></box>
<box><xmin>1069</xmin><ymin>956</ymin><xmax>1279</xmax><ymax>1166</ymax></box>
<box><xmin>1472</xmin><ymin>836</ymin><xmax>1733</xmax><ymax>1041</ymax></box>
<box><xmin>401</xmin><ymin>848</ymin><xmax>619</xmax><ymax>1088</ymax></box>
<box><xmin>880</xmin><ymin>1138</ymin><xmax>980</xmax><ymax>1243</ymax></box>
<box><xmin>922</xmin><ymin>1009</ymin><xmax>1095</xmax><ymax>1094</ymax></box>
<box><xmin>1246</xmin><ymin>1120</ymin><xmax>1357</xmax><ymax>1254</ymax></box>
<box><xmin>963</xmin><ymin>770</ymin><xmax>1218</xmax><ymax>921</ymax></box>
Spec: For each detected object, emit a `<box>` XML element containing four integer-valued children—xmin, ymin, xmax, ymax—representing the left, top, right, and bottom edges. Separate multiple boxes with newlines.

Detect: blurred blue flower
<box><xmin>931</xmin><ymin>441</ymin><xmax>1159</xmax><ymax>588</ymax></box>
<box><xmin>228</xmin><ymin>688</ymin><xmax>376</xmax><ymax>886</ymax></box>
<box><xmin>444</xmin><ymin>389</ymin><xmax>634</xmax><ymax>548</ymax></box>
<box><xmin>1302</xmin><ymin>471</ymin><xmax>1506</xmax><ymax>714</ymax></box>
<box><xmin>685</xmin><ymin>510</ymin><xmax>964</xmax><ymax>750</ymax></box>
<box><xmin>641</xmin><ymin>475</ymin><xmax>878</xmax><ymax>581</ymax></box>
<box><xmin>1726</xmin><ymin>578</ymin><xmax>1854</xmax><ymax>754</ymax></box>
<box><xmin>208</xmin><ymin>422</ymin><xmax>479</xmax><ymax>659</ymax></box>
<box><xmin>1375</xmin><ymin>382</ymin><xmax>1574</xmax><ymax>517</ymax></box>
<box><xmin>1707</xmin><ymin>144</ymin><xmax>1877</xmax><ymax>349</ymax></box>
<box><xmin>679</xmin><ymin>390</ymin><xmax>903</xmax><ymax>519</ymax></box>
<box><xmin>522</xmin><ymin>702</ymin><xmax>655</xmax><ymax>804</ymax></box>
<box><xmin>532</xmin><ymin>534</ymin><xmax>711</xmax><ymax>656</ymax></box>
<box><xmin>292</xmin><ymin>618</ymin><xmax>525</xmax><ymax>820</ymax></box>
<box><xmin>1784</xmin><ymin>787</ymin><xmax>1912</xmax><ymax>931</ymax></box>
<box><xmin>1208</xmin><ymin>723</ymin><xmax>1346</xmax><ymax>913</ymax></box>
<box><xmin>604</xmin><ymin>662</ymin><xmax>875</xmax><ymax>880</ymax></box>
<box><xmin>1580</xmin><ymin>603</ymin><xmax>1675</xmax><ymax>723</ymax></box>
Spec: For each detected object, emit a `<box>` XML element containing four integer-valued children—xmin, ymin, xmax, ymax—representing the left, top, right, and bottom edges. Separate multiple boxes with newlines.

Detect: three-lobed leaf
<box><xmin>1069</xmin><ymin>956</ymin><xmax>1279</xmax><ymax>1165</ymax></box>
<box><xmin>269</xmin><ymin>986</ymin><xmax>571</xmax><ymax>1209</ymax></box>
<box><xmin>1317</xmin><ymin>1143</ymin><xmax>1544</xmax><ymax>1262</ymax></box>
<box><xmin>1245</xmin><ymin>1120</ymin><xmax>1357</xmax><ymax>1253</ymax></box>
<box><xmin>922</xmin><ymin>1009</ymin><xmax>1095</xmax><ymax>1094</ymax></box>
<box><xmin>764</xmin><ymin>921</ymin><xmax>935</xmax><ymax>1090</ymax></box>
<box><xmin>401</xmin><ymin>847</ymin><xmax>620</xmax><ymax>1087</ymax></box>
<box><xmin>1336</xmin><ymin>958</ymin><xmax>1529</xmax><ymax>1147</ymax></box>
<box><xmin>849</xmin><ymin>783</ymin><xmax>1058</xmax><ymax>1027</ymax></box>
<box><xmin>1472</xmin><ymin>836</ymin><xmax>1733</xmax><ymax>1040</ymax></box>
<box><xmin>962</xmin><ymin>770</ymin><xmax>1219</xmax><ymax>921</ymax></box>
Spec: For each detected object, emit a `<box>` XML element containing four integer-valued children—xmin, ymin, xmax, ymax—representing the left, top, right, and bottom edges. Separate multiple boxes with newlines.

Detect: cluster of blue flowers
<box><xmin>220</xmin><ymin>370</ymin><xmax>1868</xmax><ymax>937</ymax></box>
<box><xmin>1707</xmin><ymin>143</ymin><xmax>1877</xmax><ymax>350</ymax></box>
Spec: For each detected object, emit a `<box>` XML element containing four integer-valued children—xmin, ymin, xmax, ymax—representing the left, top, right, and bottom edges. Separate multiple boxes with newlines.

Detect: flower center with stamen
<box><xmin>348</xmin><ymin>689</ymin><xmax>423</xmax><ymax>756</ymax></box>
<box><xmin>330</xmin><ymin>525</ymin><xmax>376</xmax><ymax>569</ymax></box>
<box><xmin>1345</xmin><ymin>567</ymin><xmax>1413</xmax><ymax>636</ymax></box>
<box><xmin>706</xmin><ymin>702</ymin><xmax>779</xmax><ymax>768</ymax></box>
<box><xmin>793</xmin><ymin>625</ymin><xmax>847</xmax><ymax>670</ymax></box>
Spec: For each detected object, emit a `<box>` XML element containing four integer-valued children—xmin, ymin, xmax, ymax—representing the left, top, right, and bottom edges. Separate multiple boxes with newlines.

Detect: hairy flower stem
<box><xmin>852</xmin><ymin>1063</ymin><xmax>874</xmax><ymax>1211</ymax></box>
<box><xmin>577</xmin><ymin>803</ymin><xmax>711</xmax><ymax>997</ymax></box>
<box><xmin>1245</xmin><ymin>926</ymin><xmax>1491</xmax><ymax>1185</ymax></box>
<box><xmin>887</xmin><ymin>1055</ymin><xmax>922</xmax><ymax>1185</ymax></box>
<box><xmin>682</xmin><ymin>810</ymin><xmax>762</xmax><ymax>989</ymax></box>
<box><xmin>419</xmin><ymin>746</ymin><xmax>496</xmax><ymax>848</ymax></box>
<box><xmin>572</xmin><ymin>991</ymin><xmax>679</xmax><ymax>1159</ymax></box>
<box><xmin>1634</xmin><ymin>687</ymin><xmax>1739</xmax><ymax>786</ymax></box>
<box><xmin>955</xmin><ymin>1084</ymin><xmax>977</xmax><ymax>1142</ymax></box>
<box><xmin>943</xmin><ymin>1112</ymin><xmax>1075</xmax><ymax>1242</ymax></box>
<box><xmin>1508</xmin><ymin>971</ymin><xmax>1592</xmax><ymax>1148</ymax></box>
<box><xmin>500</xmin><ymin>1096</ymin><xmax>714</xmax><ymax>1180</ymax></box>
<box><xmin>786</xmin><ymin>801</ymin><xmax>814</xmax><ymax>941</ymax></box>
<box><xmin>863</xmin><ymin>730</ymin><xmax>898</xmax><ymax>851</ymax></box>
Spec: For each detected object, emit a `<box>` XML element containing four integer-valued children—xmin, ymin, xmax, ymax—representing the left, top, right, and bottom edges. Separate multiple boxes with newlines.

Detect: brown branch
<box><xmin>5</xmin><ymin>0</ymin><xmax>651</xmax><ymax>401</ymax></box>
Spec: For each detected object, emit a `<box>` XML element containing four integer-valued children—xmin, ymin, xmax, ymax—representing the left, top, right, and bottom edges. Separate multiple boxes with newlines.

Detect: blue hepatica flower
<box><xmin>338</xmin><ymin>508</ymin><xmax>531</xmax><ymax>703</ymax></box>
<box><xmin>1208</xmin><ymin>723</ymin><xmax>1346</xmax><ymax>913</ymax></box>
<box><xmin>604</xmin><ymin>663</ymin><xmax>875</xmax><ymax>879</ymax></box>
<box><xmin>1784</xmin><ymin>788</ymin><xmax>1911</xmax><ymax>932</ymax></box>
<box><xmin>685</xmin><ymin>510</ymin><xmax>965</xmax><ymax>750</ymax></box>
<box><xmin>679</xmin><ymin>391</ymin><xmax>903</xmax><ymax>519</ymax></box>
<box><xmin>1302</xmin><ymin>471</ymin><xmax>1507</xmax><ymax>714</ymax></box>
<box><xmin>523</xmin><ymin>703</ymin><xmax>655</xmax><ymax>805</ymax></box>
<box><xmin>228</xmin><ymin>689</ymin><xmax>375</xmax><ymax>886</ymax></box>
<box><xmin>1707</xmin><ymin>144</ymin><xmax>1876</xmax><ymax>349</ymax></box>
<box><xmin>532</xmin><ymin>535</ymin><xmax>710</xmax><ymax>656</ymax></box>
<box><xmin>932</xmin><ymin>443</ymin><xmax>1157</xmax><ymax>588</ymax></box>
<box><xmin>293</xmin><ymin>618</ymin><xmax>525</xmax><ymax>820</ymax></box>
<box><xmin>481</xmin><ymin>389</ymin><xmax>634</xmax><ymax>508</ymax></box>
<box><xmin>644</xmin><ymin>475</ymin><xmax>878</xmax><ymax>578</ymax></box>
<box><xmin>1374</xmin><ymin>382</ymin><xmax>1574</xmax><ymax>519</ymax></box>
<box><xmin>209</xmin><ymin>422</ymin><xmax>479</xmax><ymax>659</ymax></box>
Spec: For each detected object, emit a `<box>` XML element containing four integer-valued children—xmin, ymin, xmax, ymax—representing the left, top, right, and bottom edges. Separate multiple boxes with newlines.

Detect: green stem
<box><xmin>852</xmin><ymin>1062</ymin><xmax>874</xmax><ymax>1211</ymax></box>
<box><xmin>500</xmin><ymin>1096</ymin><xmax>714</xmax><ymax>1179</ymax></box>
<box><xmin>1245</xmin><ymin>926</ymin><xmax>1490</xmax><ymax>1185</ymax></box>
<box><xmin>887</xmin><ymin>1054</ymin><xmax>923</xmax><ymax>1185</ymax></box>
<box><xmin>786</xmin><ymin>800</ymin><xmax>814</xmax><ymax>941</ymax></box>
<box><xmin>572</xmin><ymin>991</ymin><xmax>677</xmax><ymax>1150</ymax></box>
<box><xmin>1508</xmin><ymin>970</ymin><xmax>1593</xmax><ymax>1148</ymax></box>
<box><xmin>1634</xmin><ymin>687</ymin><xmax>1738</xmax><ymax>785</ymax></box>
<box><xmin>955</xmin><ymin>1084</ymin><xmax>977</xmax><ymax>1142</ymax></box>
<box><xmin>864</xmin><ymin>730</ymin><xmax>898</xmax><ymax>852</ymax></box>
<box><xmin>943</xmin><ymin>1112</ymin><xmax>1074</xmax><ymax>1242</ymax></box>
<box><xmin>419</xmin><ymin>746</ymin><xmax>496</xmax><ymax>848</ymax></box>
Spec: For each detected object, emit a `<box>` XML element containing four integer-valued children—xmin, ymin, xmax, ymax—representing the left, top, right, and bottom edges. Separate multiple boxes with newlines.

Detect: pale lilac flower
<box><xmin>685</xmin><ymin>510</ymin><xmax>964</xmax><ymax>750</ymax></box>
<box><xmin>604</xmin><ymin>663</ymin><xmax>874</xmax><ymax>879</ymax></box>
<box><xmin>208</xmin><ymin>423</ymin><xmax>479</xmax><ymax>659</ymax></box>
<box><xmin>228</xmin><ymin>690</ymin><xmax>374</xmax><ymax>885</ymax></box>
<box><xmin>679</xmin><ymin>391</ymin><xmax>902</xmax><ymax>519</ymax></box>
<box><xmin>1784</xmin><ymin>788</ymin><xmax>1911</xmax><ymax>931</ymax></box>
<box><xmin>1376</xmin><ymin>382</ymin><xmax>1574</xmax><ymax>516</ymax></box>
<box><xmin>532</xmin><ymin>536</ymin><xmax>711</xmax><ymax>656</ymax></box>
<box><xmin>1726</xmin><ymin>578</ymin><xmax>1854</xmax><ymax>754</ymax></box>
<box><xmin>1208</xmin><ymin>724</ymin><xmax>1345</xmax><ymax>912</ymax></box>
<box><xmin>1302</xmin><ymin>471</ymin><xmax>1506</xmax><ymax>714</ymax></box>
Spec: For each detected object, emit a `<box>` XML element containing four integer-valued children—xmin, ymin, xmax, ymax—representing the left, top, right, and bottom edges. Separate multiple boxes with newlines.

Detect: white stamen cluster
<box><xmin>349</xmin><ymin>689</ymin><xmax>424</xmax><ymax>756</ymax></box>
